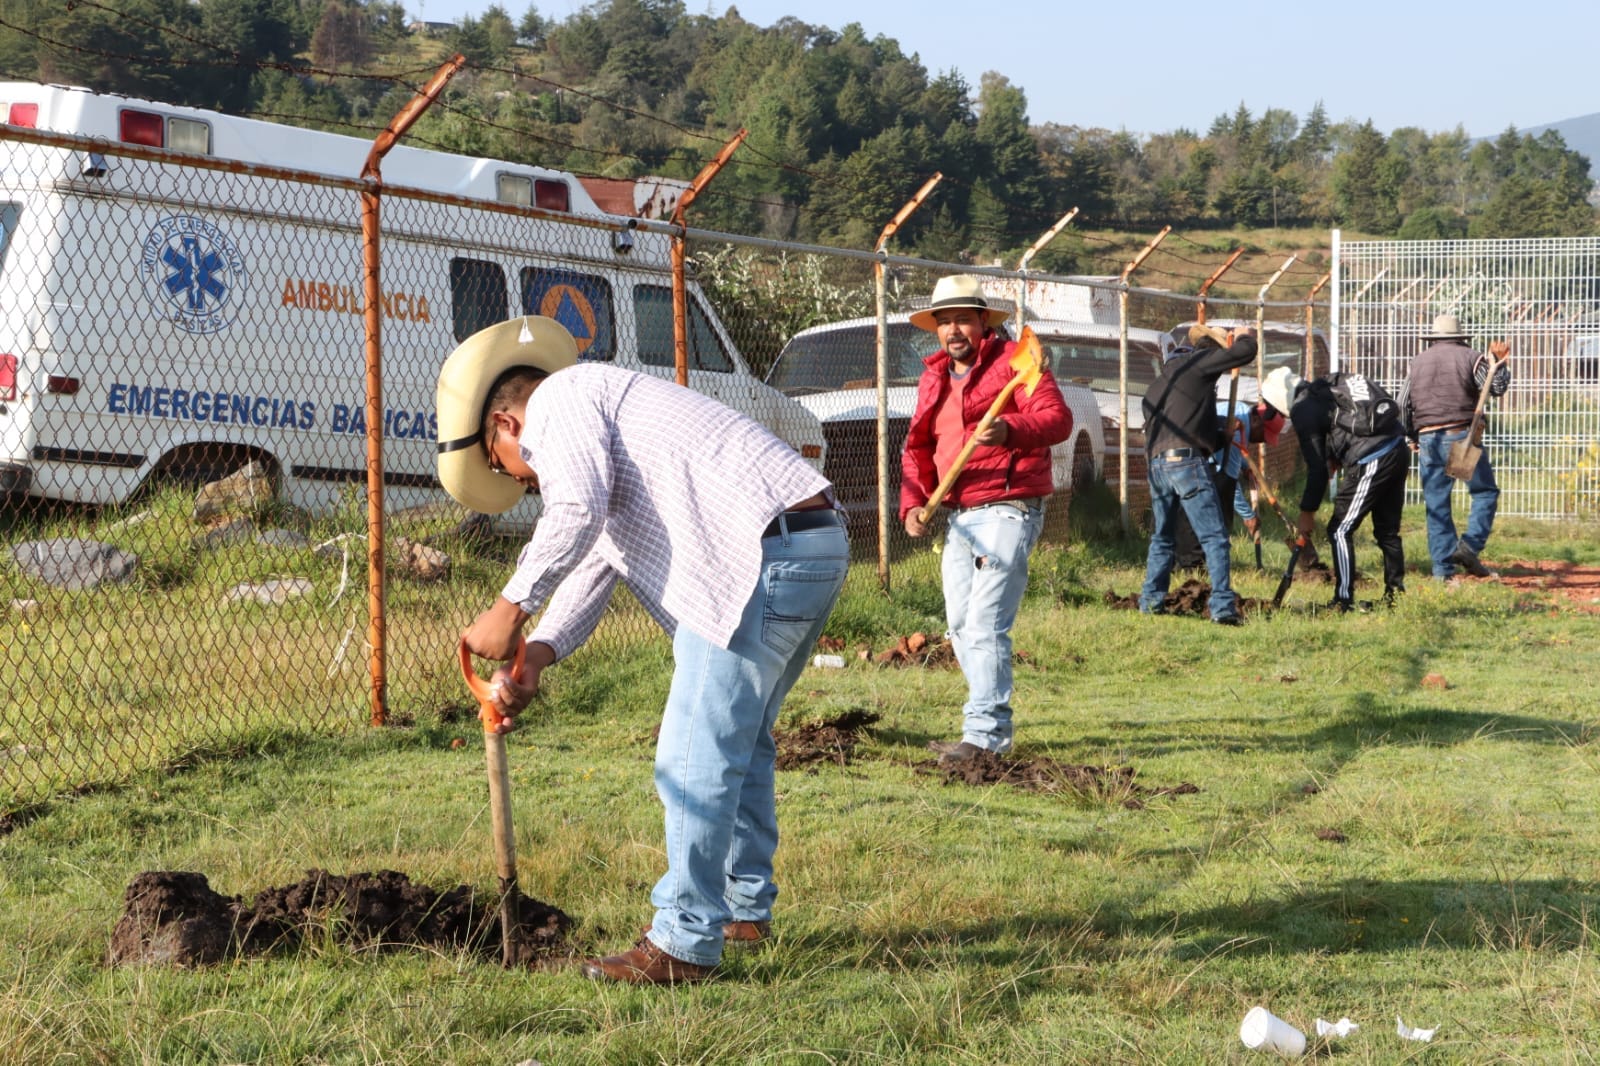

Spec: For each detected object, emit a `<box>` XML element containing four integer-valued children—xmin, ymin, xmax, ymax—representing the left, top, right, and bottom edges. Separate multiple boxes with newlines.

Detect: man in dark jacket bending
<box><xmin>1261</xmin><ymin>366</ymin><xmax>1409</xmax><ymax>611</ymax></box>
<box><xmin>1138</xmin><ymin>324</ymin><xmax>1257</xmax><ymax>624</ymax></box>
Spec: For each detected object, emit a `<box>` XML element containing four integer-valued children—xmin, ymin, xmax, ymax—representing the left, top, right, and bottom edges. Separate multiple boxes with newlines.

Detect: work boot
<box><xmin>581</xmin><ymin>938</ymin><xmax>714</xmax><ymax>985</ymax></box>
<box><xmin>937</xmin><ymin>741</ymin><xmax>988</xmax><ymax>766</ymax></box>
<box><xmin>1452</xmin><ymin>542</ymin><xmax>1494</xmax><ymax>578</ymax></box>
<box><xmin>723</xmin><ymin>920</ymin><xmax>770</xmax><ymax>946</ymax></box>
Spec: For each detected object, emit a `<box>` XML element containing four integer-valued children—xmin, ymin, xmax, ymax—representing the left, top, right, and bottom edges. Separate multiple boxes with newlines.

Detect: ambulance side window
<box><xmin>634</xmin><ymin>285</ymin><xmax>734</xmax><ymax>372</ymax></box>
<box><xmin>450</xmin><ymin>258</ymin><xmax>507</xmax><ymax>342</ymax></box>
<box><xmin>519</xmin><ymin>266</ymin><xmax>615</xmax><ymax>362</ymax></box>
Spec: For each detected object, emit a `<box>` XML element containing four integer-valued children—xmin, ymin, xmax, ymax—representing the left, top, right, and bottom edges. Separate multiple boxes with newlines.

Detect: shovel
<box><xmin>916</xmin><ymin>326</ymin><xmax>1047</xmax><ymax>524</ymax></box>
<box><xmin>1445</xmin><ymin>356</ymin><xmax>1501</xmax><ymax>481</ymax></box>
<box><xmin>459</xmin><ymin>638</ymin><xmax>528</xmax><ymax>967</ymax></box>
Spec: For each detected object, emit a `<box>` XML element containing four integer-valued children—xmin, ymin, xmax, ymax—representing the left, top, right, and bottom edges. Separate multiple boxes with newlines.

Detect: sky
<box><xmin>407</xmin><ymin>0</ymin><xmax>1596</xmax><ymax>139</ymax></box>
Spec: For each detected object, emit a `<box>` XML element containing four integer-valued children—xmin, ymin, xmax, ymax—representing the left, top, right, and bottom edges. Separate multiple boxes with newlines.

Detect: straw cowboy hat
<box><xmin>435</xmin><ymin>316</ymin><xmax>578</xmax><ymax>514</ymax></box>
<box><xmin>1260</xmin><ymin>366</ymin><xmax>1304</xmax><ymax>418</ymax></box>
<box><xmin>1186</xmin><ymin>323</ymin><xmax>1231</xmax><ymax>349</ymax></box>
<box><xmin>1421</xmin><ymin>312</ymin><xmax>1470</xmax><ymax>341</ymax></box>
<box><xmin>909</xmin><ymin>274</ymin><xmax>1010</xmax><ymax>332</ymax></box>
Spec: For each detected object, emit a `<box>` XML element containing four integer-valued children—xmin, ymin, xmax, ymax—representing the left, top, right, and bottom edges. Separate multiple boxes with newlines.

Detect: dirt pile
<box><xmin>871</xmin><ymin>631</ymin><xmax>958</xmax><ymax>667</ymax></box>
<box><xmin>774</xmin><ymin>709</ymin><xmax>880</xmax><ymax>770</ymax></box>
<box><xmin>108</xmin><ymin>868</ymin><xmax>574</xmax><ymax>968</ymax></box>
<box><xmin>1104</xmin><ymin>578</ymin><xmax>1270</xmax><ymax>617</ymax></box>
<box><xmin>924</xmin><ymin>750</ymin><xmax>1200</xmax><ymax>808</ymax></box>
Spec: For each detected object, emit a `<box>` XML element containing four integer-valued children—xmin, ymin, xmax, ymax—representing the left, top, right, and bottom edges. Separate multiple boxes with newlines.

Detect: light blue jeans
<box><xmin>1418</xmin><ymin>429</ymin><xmax>1499</xmax><ymax>577</ymax></box>
<box><xmin>1141</xmin><ymin>454</ymin><xmax>1238</xmax><ymax>620</ymax></box>
<box><xmin>941</xmin><ymin>501</ymin><xmax>1045</xmax><ymax>754</ymax></box>
<box><xmin>648</xmin><ymin>517</ymin><xmax>847</xmax><ymax>967</ymax></box>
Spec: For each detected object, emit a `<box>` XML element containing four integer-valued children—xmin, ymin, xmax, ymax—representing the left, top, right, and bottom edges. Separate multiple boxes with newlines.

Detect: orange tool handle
<box><xmin>459</xmin><ymin>639</ymin><xmax>527</xmax><ymax>733</ymax></box>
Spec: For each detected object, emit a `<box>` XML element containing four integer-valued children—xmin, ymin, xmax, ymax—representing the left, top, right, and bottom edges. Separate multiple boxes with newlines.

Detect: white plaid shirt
<box><xmin>502</xmin><ymin>364</ymin><xmax>832</xmax><ymax>657</ymax></box>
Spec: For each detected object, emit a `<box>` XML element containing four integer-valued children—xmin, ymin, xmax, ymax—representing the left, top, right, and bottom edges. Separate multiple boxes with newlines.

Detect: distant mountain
<box><xmin>1522</xmin><ymin>112</ymin><xmax>1600</xmax><ymax>170</ymax></box>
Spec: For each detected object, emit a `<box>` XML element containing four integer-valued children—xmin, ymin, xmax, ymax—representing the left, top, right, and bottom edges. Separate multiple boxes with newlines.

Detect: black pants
<box><xmin>1172</xmin><ymin>470</ymin><xmax>1236</xmax><ymax>570</ymax></box>
<box><xmin>1328</xmin><ymin>445</ymin><xmax>1409</xmax><ymax>604</ymax></box>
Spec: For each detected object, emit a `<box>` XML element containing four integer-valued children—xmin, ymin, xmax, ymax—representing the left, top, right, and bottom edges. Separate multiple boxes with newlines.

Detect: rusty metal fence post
<box><xmin>358</xmin><ymin>56</ymin><xmax>465</xmax><ymax>728</ymax></box>
<box><xmin>872</xmin><ymin>174</ymin><xmax>941</xmax><ymax>590</ymax></box>
<box><xmin>1016</xmin><ymin>208</ymin><xmax>1078</xmax><ymax>323</ymax></box>
<box><xmin>1117</xmin><ymin>227</ymin><xmax>1170</xmax><ymax>535</ymax></box>
<box><xmin>672</xmin><ymin>131</ymin><xmax>747</xmax><ymax>387</ymax></box>
<box><xmin>1196</xmin><ymin>248</ymin><xmax>1244</xmax><ymax>325</ymax></box>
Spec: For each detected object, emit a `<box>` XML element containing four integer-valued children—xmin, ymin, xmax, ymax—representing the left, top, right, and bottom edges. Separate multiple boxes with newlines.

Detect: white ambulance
<box><xmin>0</xmin><ymin>82</ymin><xmax>826</xmax><ymax>527</ymax></box>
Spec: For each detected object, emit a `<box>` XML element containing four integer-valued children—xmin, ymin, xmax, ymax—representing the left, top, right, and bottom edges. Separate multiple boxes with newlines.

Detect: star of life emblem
<box><xmin>140</xmin><ymin>215</ymin><xmax>248</xmax><ymax>334</ymax></box>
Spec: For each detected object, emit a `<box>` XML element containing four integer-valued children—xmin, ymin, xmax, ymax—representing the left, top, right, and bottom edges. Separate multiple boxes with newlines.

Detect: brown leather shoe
<box><xmin>723</xmin><ymin>919</ymin><xmax>770</xmax><ymax>945</ymax></box>
<box><xmin>582</xmin><ymin>938</ymin><xmax>715</xmax><ymax>984</ymax></box>
<box><xmin>937</xmin><ymin>741</ymin><xmax>987</xmax><ymax>766</ymax></box>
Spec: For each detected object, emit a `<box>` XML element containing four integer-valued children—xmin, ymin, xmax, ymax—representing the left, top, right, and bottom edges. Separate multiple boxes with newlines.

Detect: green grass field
<box><xmin>2</xmin><ymin>501</ymin><xmax>1598</xmax><ymax>1064</ymax></box>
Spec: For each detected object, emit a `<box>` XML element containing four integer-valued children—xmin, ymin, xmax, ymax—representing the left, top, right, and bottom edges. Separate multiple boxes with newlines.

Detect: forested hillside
<box><xmin>0</xmin><ymin>0</ymin><xmax>1593</xmax><ymax>271</ymax></box>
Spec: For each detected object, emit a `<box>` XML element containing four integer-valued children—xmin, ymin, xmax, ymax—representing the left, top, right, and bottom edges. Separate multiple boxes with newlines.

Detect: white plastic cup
<box><xmin>1239</xmin><ymin>1006</ymin><xmax>1306</xmax><ymax>1056</ymax></box>
<box><xmin>811</xmin><ymin>654</ymin><xmax>846</xmax><ymax>669</ymax></box>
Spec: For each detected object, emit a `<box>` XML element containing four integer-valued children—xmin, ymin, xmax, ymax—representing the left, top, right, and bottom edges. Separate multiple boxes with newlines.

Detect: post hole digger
<box><xmin>915</xmin><ymin>326</ymin><xmax>1047</xmax><ymax>524</ymax></box>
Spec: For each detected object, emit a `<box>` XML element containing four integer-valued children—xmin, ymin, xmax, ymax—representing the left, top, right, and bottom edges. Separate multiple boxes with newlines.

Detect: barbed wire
<box><xmin>0</xmin><ymin>8</ymin><xmax>1339</xmax><ymax>292</ymax></box>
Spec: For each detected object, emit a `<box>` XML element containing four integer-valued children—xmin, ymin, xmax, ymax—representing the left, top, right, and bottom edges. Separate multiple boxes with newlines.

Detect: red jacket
<box><xmin>899</xmin><ymin>331</ymin><xmax>1072</xmax><ymax>518</ymax></box>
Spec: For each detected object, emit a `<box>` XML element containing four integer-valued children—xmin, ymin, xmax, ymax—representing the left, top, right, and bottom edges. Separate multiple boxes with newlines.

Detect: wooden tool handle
<box><xmin>916</xmin><ymin>376</ymin><xmax>1025</xmax><ymax>523</ymax></box>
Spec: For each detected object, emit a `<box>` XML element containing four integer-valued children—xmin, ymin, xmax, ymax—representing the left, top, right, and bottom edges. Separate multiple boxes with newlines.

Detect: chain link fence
<box><xmin>2</xmin><ymin>115</ymin><xmax>1322</xmax><ymax>814</ymax></box>
<box><xmin>1333</xmin><ymin>233</ymin><xmax>1600</xmax><ymax>520</ymax></box>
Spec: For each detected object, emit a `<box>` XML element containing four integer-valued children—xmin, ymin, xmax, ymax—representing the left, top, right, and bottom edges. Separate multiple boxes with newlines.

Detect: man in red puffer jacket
<box><xmin>900</xmin><ymin>275</ymin><xmax>1072</xmax><ymax>766</ymax></box>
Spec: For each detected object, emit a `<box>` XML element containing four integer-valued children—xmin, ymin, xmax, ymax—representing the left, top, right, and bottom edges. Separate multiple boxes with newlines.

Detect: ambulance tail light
<box><xmin>46</xmin><ymin>374</ymin><xmax>80</xmax><ymax>396</ymax></box>
<box><xmin>119</xmin><ymin>109</ymin><xmax>164</xmax><ymax>147</ymax></box>
<box><xmin>534</xmin><ymin>179</ymin><xmax>570</xmax><ymax>212</ymax></box>
<box><xmin>0</xmin><ymin>354</ymin><xmax>16</xmax><ymax>401</ymax></box>
<box><xmin>7</xmin><ymin>103</ymin><xmax>38</xmax><ymax>128</ymax></box>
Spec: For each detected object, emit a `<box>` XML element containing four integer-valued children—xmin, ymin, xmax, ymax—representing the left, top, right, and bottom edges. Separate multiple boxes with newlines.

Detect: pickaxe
<box><xmin>915</xmin><ymin>326</ymin><xmax>1047</xmax><ymax>524</ymax></box>
<box><xmin>459</xmin><ymin>639</ymin><xmax>529</xmax><ymax>967</ymax></box>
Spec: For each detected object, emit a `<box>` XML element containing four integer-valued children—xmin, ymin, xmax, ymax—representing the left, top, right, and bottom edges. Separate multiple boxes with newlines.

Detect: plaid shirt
<box><xmin>501</xmin><ymin>364</ymin><xmax>832</xmax><ymax>658</ymax></box>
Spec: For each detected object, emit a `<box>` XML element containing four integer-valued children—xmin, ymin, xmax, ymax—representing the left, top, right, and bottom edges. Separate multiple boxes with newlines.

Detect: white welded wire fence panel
<box><xmin>1334</xmin><ymin>235</ymin><xmax>1600</xmax><ymax>520</ymax></box>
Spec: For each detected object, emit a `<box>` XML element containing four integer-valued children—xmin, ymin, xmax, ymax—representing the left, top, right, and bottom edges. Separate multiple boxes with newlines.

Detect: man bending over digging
<box><xmin>440</xmin><ymin>316</ymin><xmax>849</xmax><ymax>984</ymax></box>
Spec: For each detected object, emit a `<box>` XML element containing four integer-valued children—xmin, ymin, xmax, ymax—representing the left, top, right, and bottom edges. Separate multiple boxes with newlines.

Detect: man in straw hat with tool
<box><xmin>900</xmin><ymin>275</ymin><xmax>1072</xmax><ymax>766</ymax></box>
<box><xmin>441</xmin><ymin>316</ymin><xmax>848</xmax><ymax>984</ymax></box>
<box><xmin>1398</xmin><ymin>313</ymin><xmax>1512</xmax><ymax>580</ymax></box>
<box><xmin>1261</xmin><ymin>363</ymin><xmax>1409</xmax><ymax>611</ymax></box>
<box><xmin>1138</xmin><ymin>323</ymin><xmax>1258</xmax><ymax>624</ymax></box>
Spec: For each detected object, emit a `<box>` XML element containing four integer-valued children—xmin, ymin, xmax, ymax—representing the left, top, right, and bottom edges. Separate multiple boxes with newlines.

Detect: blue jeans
<box><xmin>1141</xmin><ymin>454</ymin><xmax>1238</xmax><ymax>620</ymax></box>
<box><xmin>942</xmin><ymin>501</ymin><xmax>1045</xmax><ymax>754</ymax></box>
<box><xmin>1418</xmin><ymin>429</ymin><xmax>1499</xmax><ymax>577</ymax></box>
<box><xmin>648</xmin><ymin>517</ymin><xmax>848</xmax><ymax>967</ymax></box>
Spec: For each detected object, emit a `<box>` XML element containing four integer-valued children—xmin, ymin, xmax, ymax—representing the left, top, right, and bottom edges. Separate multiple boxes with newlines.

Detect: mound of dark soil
<box><xmin>924</xmin><ymin>750</ymin><xmax>1199</xmax><ymax>808</ymax></box>
<box><xmin>1104</xmin><ymin>578</ymin><xmax>1271</xmax><ymax>617</ymax></box>
<box><xmin>774</xmin><ymin>709</ymin><xmax>880</xmax><ymax>770</ymax></box>
<box><xmin>108</xmin><ymin>868</ymin><xmax>574</xmax><ymax>968</ymax></box>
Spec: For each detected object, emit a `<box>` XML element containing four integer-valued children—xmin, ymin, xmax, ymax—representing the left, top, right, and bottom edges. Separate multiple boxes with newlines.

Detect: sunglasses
<box><xmin>483</xmin><ymin>427</ymin><xmax>512</xmax><ymax>478</ymax></box>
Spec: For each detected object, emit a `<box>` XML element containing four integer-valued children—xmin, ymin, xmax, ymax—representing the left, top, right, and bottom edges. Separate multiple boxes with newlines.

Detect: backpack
<box><xmin>1328</xmin><ymin>372</ymin><xmax>1401</xmax><ymax>438</ymax></box>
